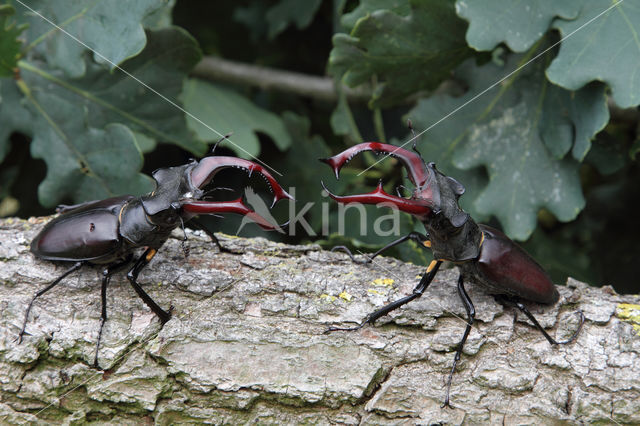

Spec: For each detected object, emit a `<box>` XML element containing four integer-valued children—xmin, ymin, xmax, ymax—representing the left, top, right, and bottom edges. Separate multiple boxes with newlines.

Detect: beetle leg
<box><xmin>187</xmin><ymin>218</ymin><xmax>233</xmax><ymax>253</ymax></box>
<box><xmin>332</xmin><ymin>232</ymin><xmax>431</xmax><ymax>264</ymax></box>
<box><xmin>126</xmin><ymin>248</ymin><xmax>171</xmax><ymax>324</ymax></box>
<box><xmin>502</xmin><ymin>298</ymin><xmax>585</xmax><ymax>346</ymax></box>
<box><xmin>94</xmin><ymin>256</ymin><xmax>133</xmax><ymax>368</ymax></box>
<box><xmin>443</xmin><ymin>274</ymin><xmax>475</xmax><ymax>409</ymax></box>
<box><xmin>325</xmin><ymin>260</ymin><xmax>442</xmax><ymax>333</ymax></box>
<box><xmin>17</xmin><ymin>261</ymin><xmax>84</xmax><ymax>343</ymax></box>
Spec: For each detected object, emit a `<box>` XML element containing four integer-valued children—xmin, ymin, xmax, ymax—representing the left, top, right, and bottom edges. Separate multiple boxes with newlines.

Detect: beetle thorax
<box><xmin>419</xmin><ymin>164</ymin><xmax>483</xmax><ymax>262</ymax></box>
<box><xmin>141</xmin><ymin>163</ymin><xmax>203</xmax><ymax>227</ymax></box>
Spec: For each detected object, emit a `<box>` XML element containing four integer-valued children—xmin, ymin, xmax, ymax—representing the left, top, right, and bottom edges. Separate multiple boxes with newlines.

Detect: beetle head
<box><xmin>180</xmin><ymin>155</ymin><xmax>293</xmax><ymax>230</ymax></box>
<box><xmin>320</xmin><ymin>142</ymin><xmax>469</xmax><ymax>226</ymax></box>
<box><xmin>139</xmin><ymin>156</ymin><xmax>292</xmax><ymax>231</ymax></box>
<box><xmin>140</xmin><ymin>163</ymin><xmax>198</xmax><ymax>228</ymax></box>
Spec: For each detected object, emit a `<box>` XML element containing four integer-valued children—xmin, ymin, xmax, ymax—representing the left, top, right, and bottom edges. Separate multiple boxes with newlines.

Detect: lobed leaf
<box><xmin>455</xmin><ymin>0</ymin><xmax>579</xmax><ymax>53</ymax></box>
<box><xmin>330</xmin><ymin>0</ymin><xmax>472</xmax><ymax>107</ymax></box>
<box><xmin>281</xmin><ymin>111</ymin><xmax>332</xmax><ymax>232</ymax></box>
<box><xmin>26</xmin><ymin>90</ymin><xmax>153</xmax><ymax>206</ymax></box>
<box><xmin>265</xmin><ymin>0</ymin><xmax>322</xmax><ymax>39</ymax></box>
<box><xmin>12</xmin><ymin>0</ymin><xmax>171</xmax><ymax>77</ymax></box>
<box><xmin>0</xmin><ymin>78</ymin><xmax>32</xmax><ymax>162</ymax></box>
<box><xmin>340</xmin><ymin>0</ymin><xmax>410</xmax><ymax>31</ymax></box>
<box><xmin>182</xmin><ymin>79</ymin><xmax>291</xmax><ymax>158</ymax></box>
<box><xmin>0</xmin><ymin>4</ymin><xmax>27</xmax><ymax>77</ymax></box>
<box><xmin>19</xmin><ymin>27</ymin><xmax>204</xmax><ymax>155</ymax></box>
<box><xmin>1</xmin><ymin>27</ymin><xmax>202</xmax><ymax>206</ymax></box>
<box><xmin>409</xmin><ymin>49</ymin><xmax>607</xmax><ymax>240</ymax></box>
<box><xmin>546</xmin><ymin>0</ymin><xmax>640</xmax><ymax>108</ymax></box>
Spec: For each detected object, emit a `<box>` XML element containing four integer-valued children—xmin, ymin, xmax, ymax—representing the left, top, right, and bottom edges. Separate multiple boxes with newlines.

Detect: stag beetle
<box><xmin>320</xmin><ymin>139</ymin><xmax>584</xmax><ymax>407</ymax></box>
<box><xmin>21</xmin><ymin>152</ymin><xmax>292</xmax><ymax>367</ymax></box>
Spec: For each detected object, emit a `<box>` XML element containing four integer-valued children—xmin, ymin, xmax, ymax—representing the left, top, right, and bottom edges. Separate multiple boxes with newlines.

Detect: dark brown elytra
<box><xmin>320</xmin><ymin>138</ymin><xmax>584</xmax><ymax>408</ymax></box>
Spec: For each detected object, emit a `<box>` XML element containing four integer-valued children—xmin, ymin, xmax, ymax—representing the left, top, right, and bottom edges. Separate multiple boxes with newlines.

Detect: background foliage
<box><xmin>0</xmin><ymin>0</ymin><xmax>638</xmax><ymax>294</ymax></box>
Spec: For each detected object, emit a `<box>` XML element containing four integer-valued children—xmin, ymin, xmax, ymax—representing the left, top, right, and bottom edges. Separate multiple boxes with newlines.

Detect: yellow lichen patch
<box><xmin>217</xmin><ymin>232</ymin><xmax>240</xmax><ymax>239</ymax></box>
<box><xmin>320</xmin><ymin>294</ymin><xmax>337</xmax><ymax>302</ymax></box>
<box><xmin>372</xmin><ymin>278</ymin><xmax>395</xmax><ymax>287</ymax></box>
<box><xmin>616</xmin><ymin>303</ymin><xmax>640</xmax><ymax>336</ymax></box>
<box><xmin>339</xmin><ymin>291</ymin><xmax>353</xmax><ymax>301</ymax></box>
<box><xmin>368</xmin><ymin>288</ymin><xmax>387</xmax><ymax>296</ymax></box>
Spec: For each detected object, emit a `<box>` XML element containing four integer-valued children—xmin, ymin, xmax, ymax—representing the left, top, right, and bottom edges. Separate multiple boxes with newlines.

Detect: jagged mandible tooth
<box><xmin>319</xmin><ymin>142</ymin><xmax>429</xmax><ymax>186</ymax></box>
<box><xmin>191</xmin><ymin>156</ymin><xmax>292</xmax><ymax>204</ymax></box>
<box><xmin>318</xmin><ymin>157</ymin><xmax>340</xmax><ymax>180</ymax></box>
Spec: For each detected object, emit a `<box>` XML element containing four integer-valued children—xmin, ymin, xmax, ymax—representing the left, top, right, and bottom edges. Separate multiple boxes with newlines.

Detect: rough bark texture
<box><xmin>1</xmin><ymin>217</ymin><xmax>639</xmax><ymax>424</ymax></box>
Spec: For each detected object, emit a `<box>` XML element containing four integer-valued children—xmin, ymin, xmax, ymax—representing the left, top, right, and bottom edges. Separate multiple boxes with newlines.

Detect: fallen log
<box><xmin>0</xmin><ymin>217</ymin><xmax>638</xmax><ymax>424</ymax></box>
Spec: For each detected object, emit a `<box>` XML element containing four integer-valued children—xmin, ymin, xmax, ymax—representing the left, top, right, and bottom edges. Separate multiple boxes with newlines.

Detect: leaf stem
<box><xmin>337</xmin><ymin>89</ymin><xmax>363</xmax><ymax>143</ymax></box>
<box><xmin>373</xmin><ymin>107</ymin><xmax>385</xmax><ymax>143</ymax></box>
<box><xmin>370</xmin><ymin>75</ymin><xmax>386</xmax><ymax>142</ymax></box>
<box><xmin>23</xmin><ymin>8</ymin><xmax>88</xmax><ymax>54</ymax></box>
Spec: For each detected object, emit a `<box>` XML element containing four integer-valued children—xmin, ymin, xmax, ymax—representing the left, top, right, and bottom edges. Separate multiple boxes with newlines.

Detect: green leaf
<box><xmin>281</xmin><ymin>111</ymin><xmax>417</xmax><ymax>247</ymax></box>
<box><xmin>26</xmin><ymin>90</ymin><xmax>153</xmax><ymax>206</ymax></box>
<box><xmin>521</xmin><ymin>226</ymin><xmax>595</xmax><ymax>285</ymax></box>
<box><xmin>631</xmin><ymin>138</ymin><xmax>640</xmax><ymax>161</ymax></box>
<box><xmin>330</xmin><ymin>0</ymin><xmax>472</xmax><ymax>107</ymax></box>
<box><xmin>540</xmin><ymin>81</ymin><xmax>609</xmax><ymax>161</ymax></box>
<box><xmin>0</xmin><ymin>77</ymin><xmax>32</xmax><ymax>162</ymax></box>
<box><xmin>14</xmin><ymin>0</ymin><xmax>171</xmax><ymax>77</ymax></box>
<box><xmin>19</xmin><ymin>27</ymin><xmax>204</xmax><ymax>154</ymax></box>
<box><xmin>233</xmin><ymin>2</ymin><xmax>269</xmax><ymax>42</ymax></box>
<box><xmin>2</xmin><ymin>27</ymin><xmax>201</xmax><ymax>206</ymax></box>
<box><xmin>265</xmin><ymin>0</ymin><xmax>322</xmax><ymax>39</ymax></box>
<box><xmin>585</xmin><ymin>131</ymin><xmax>627</xmax><ymax>175</ymax></box>
<box><xmin>280</xmin><ymin>111</ymin><xmax>331</xmax><ymax>232</ymax></box>
<box><xmin>340</xmin><ymin>0</ymin><xmax>410</xmax><ymax>31</ymax></box>
<box><xmin>455</xmin><ymin>0</ymin><xmax>579</xmax><ymax>52</ymax></box>
<box><xmin>132</xmin><ymin>131</ymin><xmax>157</xmax><ymax>154</ymax></box>
<box><xmin>142</xmin><ymin>0</ymin><xmax>176</xmax><ymax>29</ymax></box>
<box><xmin>410</xmin><ymin>49</ymin><xmax>607</xmax><ymax>239</ymax></box>
<box><xmin>329</xmin><ymin>87</ymin><xmax>363</xmax><ymax>142</ymax></box>
<box><xmin>182</xmin><ymin>79</ymin><xmax>291</xmax><ymax>158</ymax></box>
<box><xmin>0</xmin><ymin>4</ymin><xmax>27</xmax><ymax>77</ymax></box>
<box><xmin>546</xmin><ymin>0</ymin><xmax>640</xmax><ymax>108</ymax></box>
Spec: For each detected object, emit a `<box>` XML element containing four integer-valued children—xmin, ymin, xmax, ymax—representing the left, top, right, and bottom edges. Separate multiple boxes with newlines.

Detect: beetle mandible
<box><xmin>21</xmin><ymin>152</ymin><xmax>292</xmax><ymax>367</ymax></box>
<box><xmin>320</xmin><ymin>139</ymin><xmax>584</xmax><ymax>407</ymax></box>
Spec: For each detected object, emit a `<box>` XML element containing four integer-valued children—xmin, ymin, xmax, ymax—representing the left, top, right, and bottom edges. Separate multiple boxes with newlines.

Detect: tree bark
<box><xmin>0</xmin><ymin>217</ymin><xmax>639</xmax><ymax>424</ymax></box>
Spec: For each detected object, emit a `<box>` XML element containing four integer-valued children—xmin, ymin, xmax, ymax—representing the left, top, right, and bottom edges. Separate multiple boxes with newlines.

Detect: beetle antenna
<box><xmin>396</xmin><ymin>184</ymin><xmax>410</xmax><ymax>198</ymax></box>
<box><xmin>210</xmin><ymin>132</ymin><xmax>234</xmax><ymax>155</ymax></box>
<box><xmin>178</xmin><ymin>216</ymin><xmax>189</xmax><ymax>258</ymax></box>
<box><xmin>203</xmin><ymin>187</ymin><xmax>236</xmax><ymax>197</ymax></box>
<box><xmin>407</xmin><ymin>119</ymin><xmax>423</xmax><ymax>159</ymax></box>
